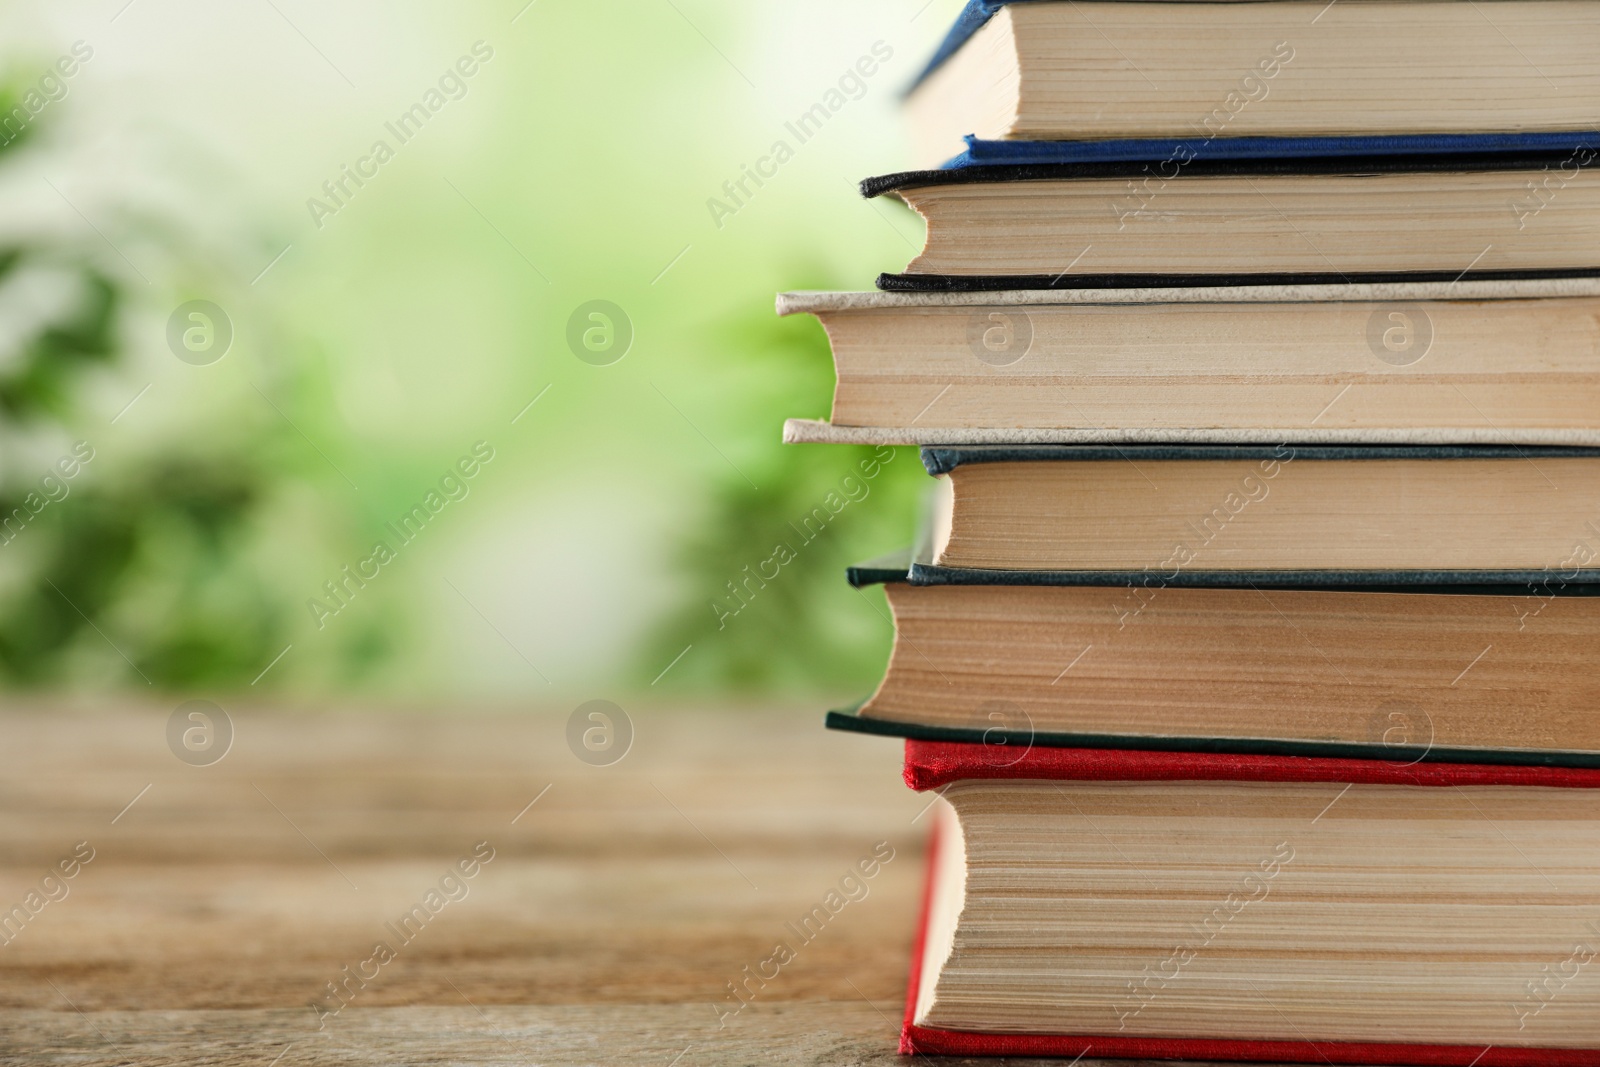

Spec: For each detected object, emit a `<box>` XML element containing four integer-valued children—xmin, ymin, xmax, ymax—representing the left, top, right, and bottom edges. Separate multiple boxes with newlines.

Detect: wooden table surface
<box><xmin>0</xmin><ymin>703</ymin><xmax>1260</xmax><ymax>1066</ymax></box>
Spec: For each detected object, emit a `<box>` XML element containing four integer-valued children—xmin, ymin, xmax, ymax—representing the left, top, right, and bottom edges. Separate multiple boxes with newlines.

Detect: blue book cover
<box><xmin>910</xmin><ymin>0</ymin><xmax>1027</xmax><ymax>93</ymax></box>
<box><xmin>944</xmin><ymin>131</ymin><xmax>1600</xmax><ymax>169</ymax></box>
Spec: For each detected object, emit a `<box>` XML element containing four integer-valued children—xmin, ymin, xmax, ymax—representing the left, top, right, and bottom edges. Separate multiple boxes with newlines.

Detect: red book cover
<box><xmin>898</xmin><ymin>739</ymin><xmax>1600</xmax><ymax>1066</ymax></box>
<box><xmin>903</xmin><ymin>738</ymin><xmax>1600</xmax><ymax>793</ymax></box>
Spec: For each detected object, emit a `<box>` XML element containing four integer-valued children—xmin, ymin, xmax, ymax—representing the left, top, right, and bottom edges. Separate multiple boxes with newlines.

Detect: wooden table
<box><xmin>0</xmin><ymin>703</ymin><xmax>1274</xmax><ymax>1065</ymax></box>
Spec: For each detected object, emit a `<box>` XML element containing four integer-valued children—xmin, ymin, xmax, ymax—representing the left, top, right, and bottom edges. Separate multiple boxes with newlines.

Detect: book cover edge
<box><xmin>860</xmin><ymin>148</ymin><xmax>1600</xmax><ymax>199</ymax></box>
<box><xmin>875</xmin><ymin>268</ymin><xmax>1600</xmax><ymax>293</ymax></box>
<box><xmin>824</xmin><ymin>709</ymin><xmax>1600</xmax><ymax>772</ymax></box>
<box><xmin>900</xmin><ymin>737</ymin><xmax>1600</xmax><ymax>788</ymax></box>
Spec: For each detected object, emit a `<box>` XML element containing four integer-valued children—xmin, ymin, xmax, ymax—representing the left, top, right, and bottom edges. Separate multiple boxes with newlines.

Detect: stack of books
<box><xmin>783</xmin><ymin>0</ymin><xmax>1600</xmax><ymax>1063</ymax></box>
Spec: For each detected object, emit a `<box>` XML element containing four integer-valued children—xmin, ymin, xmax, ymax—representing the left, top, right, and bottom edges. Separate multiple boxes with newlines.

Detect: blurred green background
<box><xmin>0</xmin><ymin>0</ymin><xmax>959</xmax><ymax>703</ymax></box>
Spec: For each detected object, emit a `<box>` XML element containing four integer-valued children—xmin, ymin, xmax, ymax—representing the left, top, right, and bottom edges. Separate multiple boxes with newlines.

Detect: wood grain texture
<box><xmin>0</xmin><ymin>704</ymin><xmax>1322</xmax><ymax>1065</ymax></box>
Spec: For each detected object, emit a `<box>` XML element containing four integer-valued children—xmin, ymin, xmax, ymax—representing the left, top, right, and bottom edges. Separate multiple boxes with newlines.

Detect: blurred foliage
<box><xmin>0</xmin><ymin>257</ymin><xmax>116</xmax><ymax>420</ymax></box>
<box><xmin>0</xmin><ymin>2</ymin><xmax>936</xmax><ymax>697</ymax></box>
<box><xmin>643</xmin><ymin>289</ymin><xmax>923</xmax><ymax>693</ymax></box>
<box><xmin>0</xmin><ymin>456</ymin><xmax>275</xmax><ymax>686</ymax></box>
<box><xmin>0</xmin><ymin>84</ymin><xmax>386</xmax><ymax>690</ymax></box>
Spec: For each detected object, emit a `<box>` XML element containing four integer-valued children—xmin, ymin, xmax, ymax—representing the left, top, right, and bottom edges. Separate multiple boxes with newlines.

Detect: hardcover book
<box><xmin>899</xmin><ymin>739</ymin><xmax>1600</xmax><ymax>1065</ymax></box>
<box><xmin>860</xmin><ymin>140</ymin><xmax>1600</xmax><ymax>290</ymax></box>
<box><xmin>904</xmin><ymin>0</ymin><xmax>1600</xmax><ymax>167</ymax></box>
<box><xmin>778</xmin><ymin>278</ymin><xmax>1600</xmax><ymax>445</ymax></box>
<box><xmin>915</xmin><ymin>443</ymin><xmax>1600</xmax><ymax>572</ymax></box>
<box><xmin>834</xmin><ymin>551</ymin><xmax>1600</xmax><ymax>767</ymax></box>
